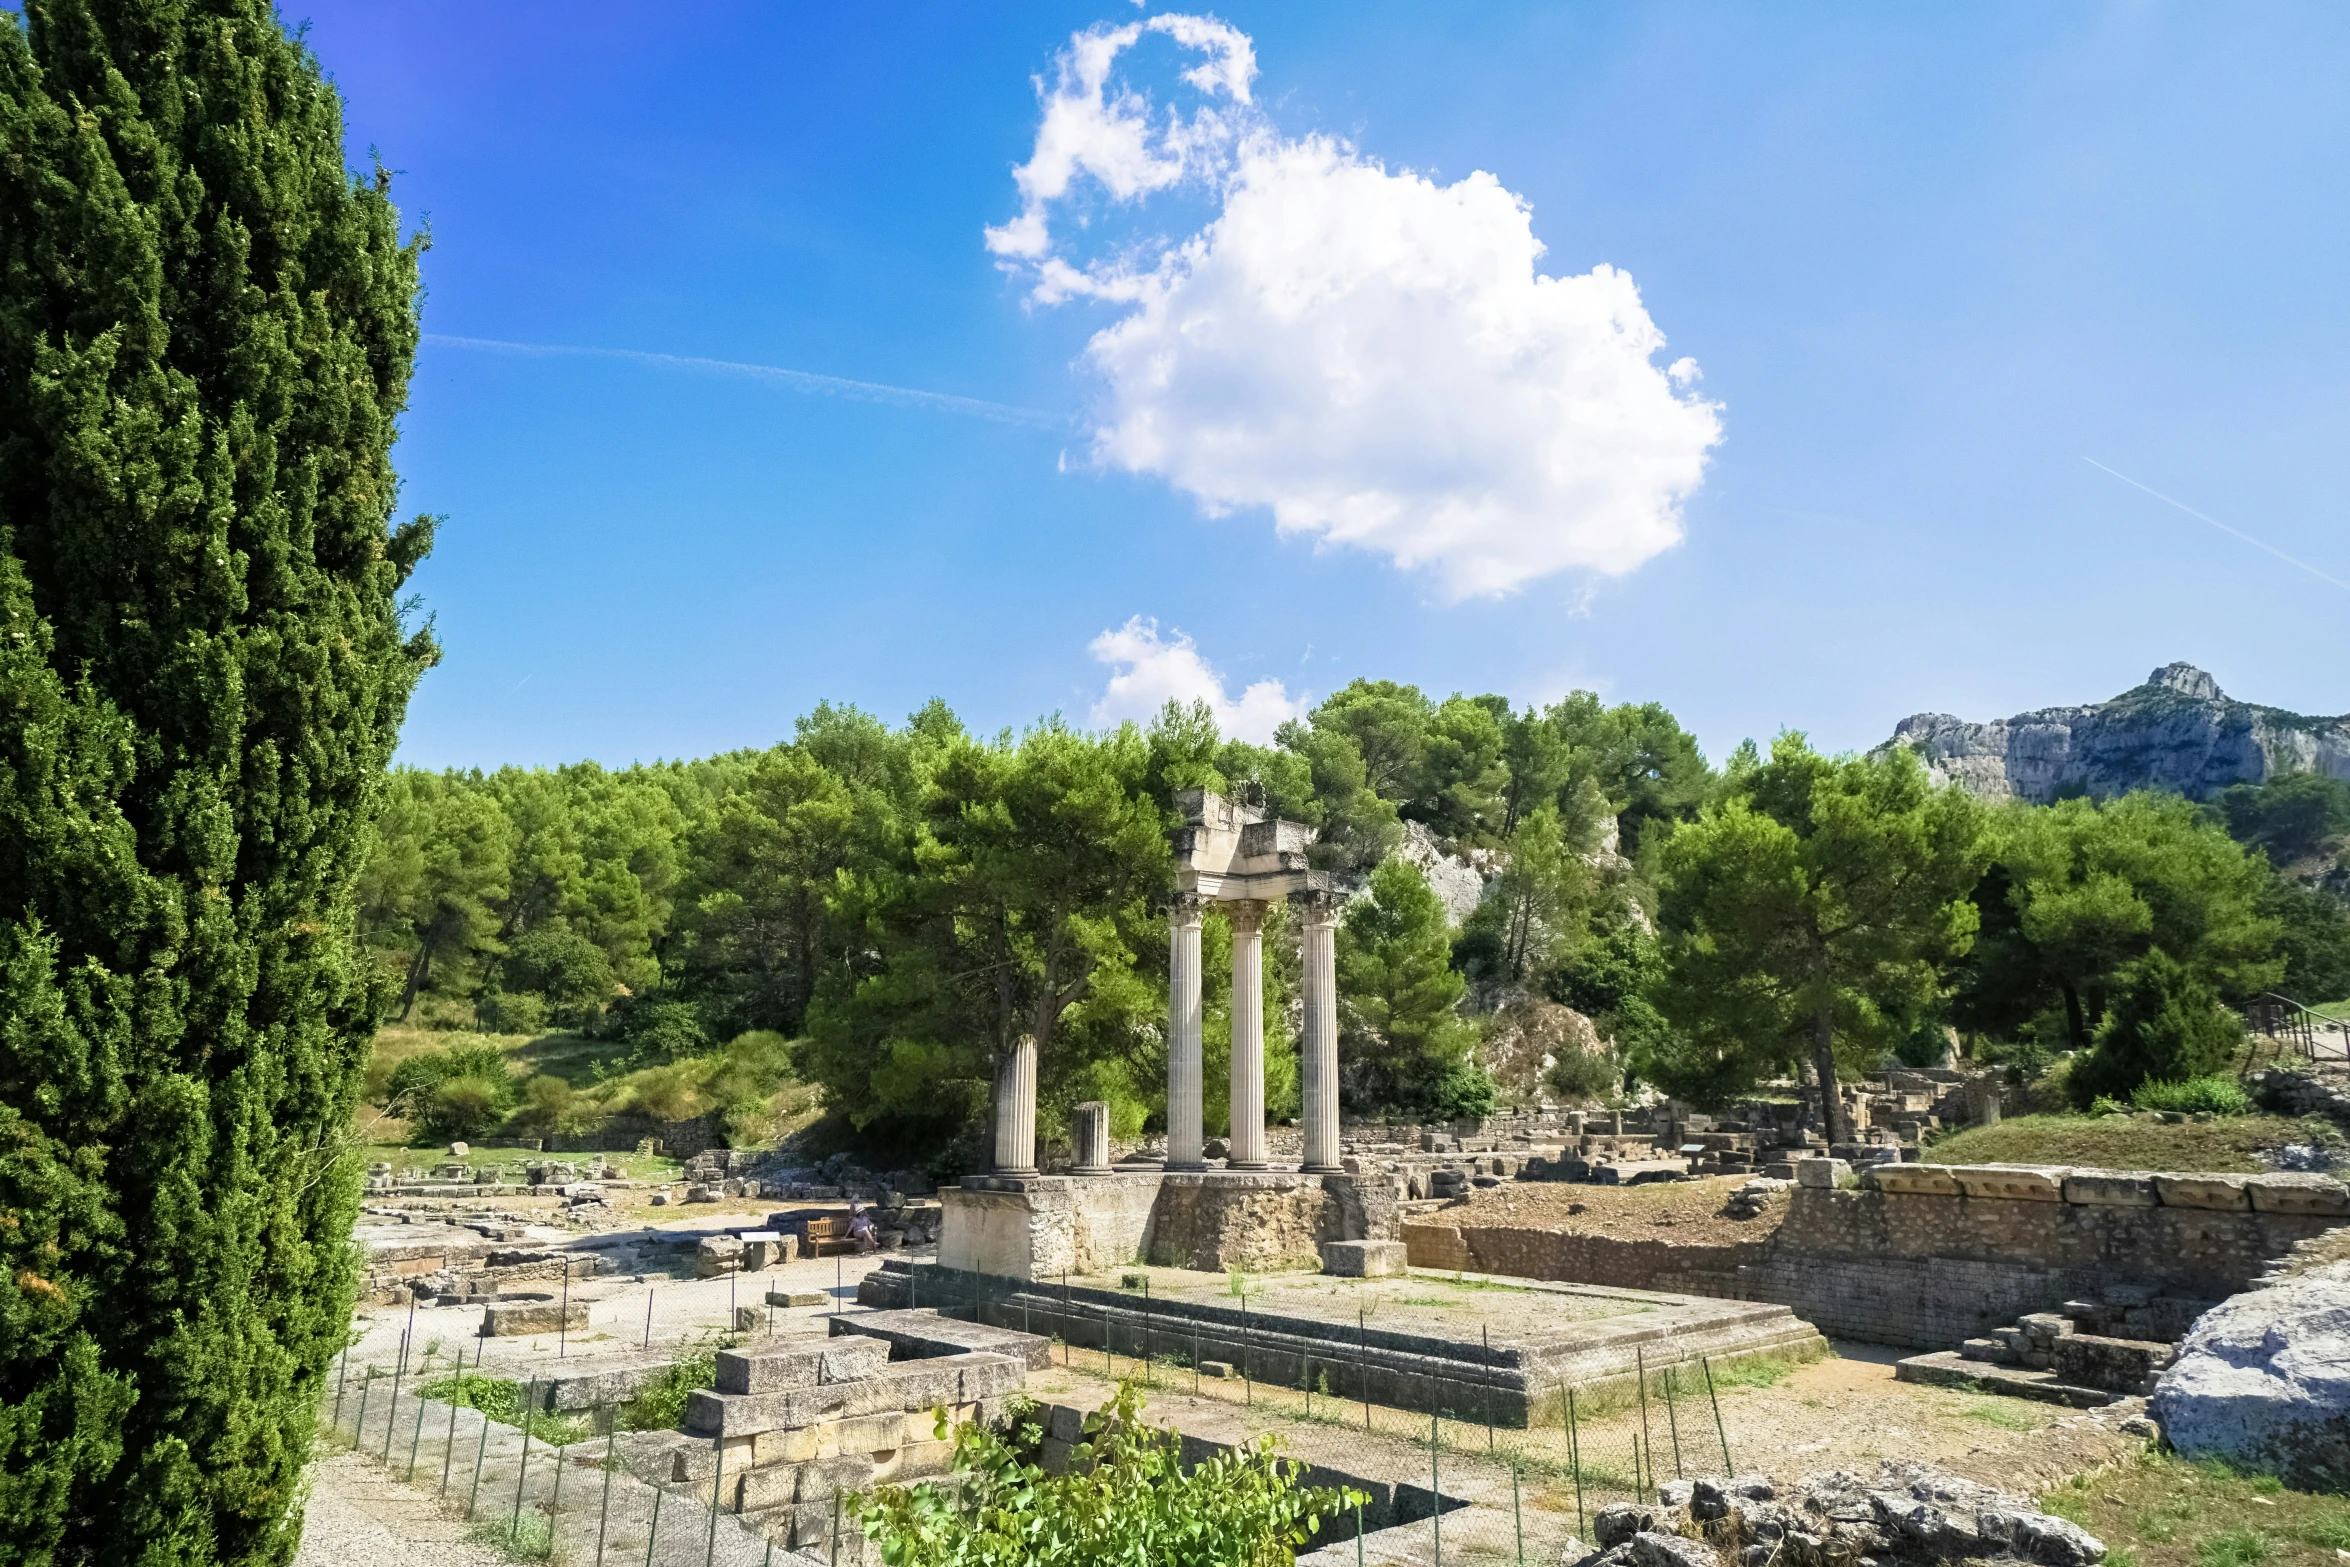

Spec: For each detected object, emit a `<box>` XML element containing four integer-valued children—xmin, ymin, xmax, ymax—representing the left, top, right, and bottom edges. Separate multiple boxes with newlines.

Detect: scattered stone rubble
<box><xmin>1569</xmin><ymin>1464</ymin><xmax>2104</xmax><ymax>1567</ymax></box>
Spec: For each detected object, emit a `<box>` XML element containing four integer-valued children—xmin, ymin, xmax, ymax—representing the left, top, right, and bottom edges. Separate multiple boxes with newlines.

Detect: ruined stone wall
<box><xmin>1405</xmin><ymin>1164</ymin><xmax>2350</xmax><ymax>1349</ymax></box>
<box><xmin>1145</xmin><ymin>1172</ymin><xmax>1342</xmax><ymax>1271</ymax></box>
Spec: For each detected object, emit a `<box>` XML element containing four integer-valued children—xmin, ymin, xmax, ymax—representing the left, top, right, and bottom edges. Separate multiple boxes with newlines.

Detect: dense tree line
<box><xmin>362</xmin><ymin>685</ymin><xmax>1714</xmax><ymax>1145</ymax></box>
<box><xmin>365</xmin><ymin>680</ymin><xmax>2350</xmax><ymax>1150</ymax></box>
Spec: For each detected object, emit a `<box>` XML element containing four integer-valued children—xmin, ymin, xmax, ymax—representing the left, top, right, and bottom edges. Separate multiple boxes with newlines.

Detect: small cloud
<box><xmin>1087</xmin><ymin>616</ymin><xmax>1304</xmax><ymax>744</ymax></box>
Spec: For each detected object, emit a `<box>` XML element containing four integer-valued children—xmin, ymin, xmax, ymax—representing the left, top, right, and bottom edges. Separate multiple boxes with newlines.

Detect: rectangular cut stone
<box><xmin>2153</xmin><ymin>1174</ymin><xmax>2252</xmax><ymax>1211</ymax></box>
<box><xmin>2245</xmin><ymin>1174</ymin><xmax>2350</xmax><ymax>1215</ymax></box>
<box><xmin>1320</xmin><ymin>1240</ymin><xmax>1408</xmax><ymax>1277</ymax></box>
<box><xmin>716</xmin><ymin>1334</ymin><xmax>891</xmax><ymax>1395</ymax></box>
<box><xmin>1865</xmin><ymin>1164</ymin><xmax>1957</xmax><ymax>1196</ymax></box>
<box><xmin>482</xmin><ymin>1299</ymin><xmax>589</xmax><ymax>1336</ymax></box>
<box><xmin>735</xmin><ymin>1462</ymin><xmax>806</xmax><ymax>1512</ymax></box>
<box><xmin>753</xmin><ymin>1425</ymin><xmax>825</xmax><ymax>1465</ymax></box>
<box><xmin>768</xmin><ymin>1289</ymin><xmax>829</xmax><ymax>1308</ymax></box>
<box><xmin>1950</xmin><ymin>1167</ymin><xmax>2064</xmax><ymax>1201</ymax></box>
<box><xmin>687</xmin><ymin>1352</ymin><xmax>1024</xmax><ymax>1436</ymax></box>
<box><xmin>1795</xmin><ymin>1158</ymin><xmax>1850</xmax><ymax>1189</ymax></box>
<box><xmin>835</xmin><ymin>1411</ymin><xmax>906</xmax><ymax>1452</ymax></box>
<box><xmin>2062</xmin><ymin>1172</ymin><xmax>2158</xmax><ymax>1207</ymax></box>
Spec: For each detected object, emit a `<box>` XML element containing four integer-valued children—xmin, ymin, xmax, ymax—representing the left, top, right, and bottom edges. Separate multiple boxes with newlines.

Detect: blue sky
<box><xmin>290</xmin><ymin>2</ymin><xmax>2349</xmax><ymax>769</ymax></box>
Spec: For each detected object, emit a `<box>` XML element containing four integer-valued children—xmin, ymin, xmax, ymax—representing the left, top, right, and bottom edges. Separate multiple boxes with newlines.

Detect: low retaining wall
<box><xmin>1405</xmin><ymin>1164</ymin><xmax>2350</xmax><ymax>1349</ymax></box>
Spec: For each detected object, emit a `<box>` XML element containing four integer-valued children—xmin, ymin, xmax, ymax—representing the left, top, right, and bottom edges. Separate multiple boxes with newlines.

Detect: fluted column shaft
<box><xmin>1167</xmin><ymin>894</ymin><xmax>1206</xmax><ymax>1169</ymax></box>
<box><xmin>1225</xmin><ymin>901</ymin><xmax>1269</xmax><ymax>1169</ymax></box>
<box><xmin>1297</xmin><ymin>891</ymin><xmax>1341</xmax><ymax>1172</ymax></box>
<box><xmin>993</xmin><ymin>1034</ymin><xmax>1038</xmax><ymax>1175</ymax></box>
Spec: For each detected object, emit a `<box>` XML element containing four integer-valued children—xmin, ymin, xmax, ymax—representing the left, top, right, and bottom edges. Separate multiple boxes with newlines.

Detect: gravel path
<box><xmin>295</xmin><ymin>1451</ymin><xmax>509</xmax><ymax>1567</ymax></box>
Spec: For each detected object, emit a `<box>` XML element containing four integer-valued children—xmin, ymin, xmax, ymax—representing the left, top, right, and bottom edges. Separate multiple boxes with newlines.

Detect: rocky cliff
<box><xmin>1882</xmin><ymin>663</ymin><xmax>2350</xmax><ymax>804</ymax></box>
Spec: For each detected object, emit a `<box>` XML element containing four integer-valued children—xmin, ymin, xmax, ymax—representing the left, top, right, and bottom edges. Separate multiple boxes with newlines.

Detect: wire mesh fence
<box><xmin>1010</xmin><ymin>1316</ymin><xmax>1757</xmax><ymax>1565</ymax></box>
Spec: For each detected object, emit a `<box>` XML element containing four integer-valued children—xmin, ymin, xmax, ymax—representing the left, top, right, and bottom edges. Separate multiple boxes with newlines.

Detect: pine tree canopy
<box><xmin>0</xmin><ymin>2</ymin><xmax>431</xmax><ymax>1560</ymax></box>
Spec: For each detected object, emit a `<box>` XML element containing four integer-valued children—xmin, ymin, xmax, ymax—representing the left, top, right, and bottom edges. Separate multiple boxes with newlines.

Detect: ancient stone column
<box><xmin>1225</xmin><ymin>901</ymin><xmax>1269</xmax><ymax>1170</ymax></box>
<box><xmin>993</xmin><ymin>1034</ymin><xmax>1038</xmax><ymax>1175</ymax></box>
<box><xmin>1296</xmin><ymin>890</ymin><xmax>1341</xmax><ymax>1173</ymax></box>
<box><xmin>1070</xmin><ymin>1100</ymin><xmax>1112</xmax><ymax>1174</ymax></box>
<box><xmin>1167</xmin><ymin>893</ymin><xmax>1207</xmax><ymax>1170</ymax></box>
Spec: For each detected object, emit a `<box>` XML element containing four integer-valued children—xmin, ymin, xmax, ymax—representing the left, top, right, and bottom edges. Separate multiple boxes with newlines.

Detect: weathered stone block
<box><xmin>1320</xmin><ymin>1240</ymin><xmax>1408</xmax><ymax>1277</ymax></box>
<box><xmin>753</xmin><ymin>1425</ymin><xmax>825</xmax><ymax>1465</ymax></box>
<box><xmin>1865</xmin><ymin>1164</ymin><xmax>1957</xmax><ymax>1196</ymax></box>
<box><xmin>768</xmin><ymin>1288</ymin><xmax>829</xmax><ymax>1307</ymax></box>
<box><xmin>735</xmin><ymin>1462</ymin><xmax>806</xmax><ymax>1511</ymax></box>
<box><xmin>2062</xmin><ymin>1172</ymin><xmax>2158</xmax><ymax>1207</ymax></box>
<box><xmin>716</xmin><ymin>1334</ymin><xmax>891</xmax><ymax>1395</ymax></box>
<box><xmin>2052</xmin><ymin>1332</ymin><xmax>2173</xmax><ymax>1394</ymax></box>
<box><xmin>2154</xmin><ymin>1174</ymin><xmax>2252</xmax><ymax>1211</ymax></box>
<box><xmin>481</xmin><ymin>1299</ymin><xmax>588</xmax><ymax>1336</ymax></box>
<box><xmin>696</xmin><ymin>1234</ymin><xmax>744</xmax><ymax>1276</ymax></box>
<box><xmin>1950</xmin><ymin>1166</ymin><xmax>2063</xmax><ymax>1201</ymax></box>
<box><xmin>1795</xmin><ymin>1158</ymin><xmax>1850</xmax><ymax>1190</ymax></box>
<box><xmin>2245</xmin><ymin>1174</ymin><xmax>2350</xmax><ymax>1215</ymax></box>
<box><xmin>835</xmin><ymin>1411</ymin><xmax>905</xmax><ymax>1452</ymax></box>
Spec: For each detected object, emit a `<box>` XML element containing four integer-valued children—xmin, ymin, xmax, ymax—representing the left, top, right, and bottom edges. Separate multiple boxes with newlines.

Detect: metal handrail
<box><xmin>2248</xmin><ymin>992</ymin><xmax>2347</xmax><ymax>1061</ymax></box>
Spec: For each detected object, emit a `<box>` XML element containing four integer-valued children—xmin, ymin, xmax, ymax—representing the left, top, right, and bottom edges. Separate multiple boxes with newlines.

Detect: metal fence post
<box><xmin>706</xmin><ymin>1432</ymin><xmax>724</xmax><ymax>1567</ymax></box>
<box><xmin>1566</xmin><ymin>1384</ymin><xmax>1584</xmax><ymax>1539</ymax></box>
<box><xmin>1143</xmin><ymin>1277</ymin><xmax>1152</xmax><ymax>1387</ymax></box>
<box><xmin>643</xmin><ymin>1486</ymin><xmax>663</xmax><ymax>1567</ymax></box>
<box><xmin>1702</xmin><ymin>1356</ymin><xmax>1733</xmax><ymax>1474</ymax></box>
<box><xmin>596</xmin><ymin>1406</ymin><xmax>617</xmax><ymax>1567</ymax></box>
<box><xmin>467</xmin><ymin>1408</ymin><xmax>490</xmax><ymax>1520</ymax></box>
<box><xmin>406</xmin><ymin>1375</ymin><xmax>427</xmax><ymax>1482</ymax></box>
<box><xmin>442</xmin><ymin>1384</ymin><xmax>461</xmax><ymax>1495</ymax></box>
<box><xmin>561</xmin><ymin>1261</ymin><xmax>573</xmax><ymax>1360</ymax></box>
<box><xmin>1483</xmin><ymin>1326</ymin><xmax>1495</xmax><ymax>1452</ymax></box>
<box><xmin>644</xmin><ymin>1290</ymin><xmax>655</xmax><ymax>1351</ymax></box>
<box><xmin>384</xmin><ymin>1337</ymin><xmax>407</xmax><ymax>1461</ymax></box>
<box><xmin>332</xmin><ymin>1348</ymin><xmax>350</xmax><ymax>1432</ymax></box>
<box><xmin>511</xmin><ymin>1378</ymin><xmax>537</xmax><ymax>1542</ymax></box>
<box><xmin>1242</xmin><ymin>1296</ymin><xmax>1251</xmax><ymax>1405</ymax></box>
<box><xmin>1635</xmin><ymin>1351</ymin><xmax>1654</xmax><ymax>1500</ymax></box>
<box><xmin>1513</xmin><ymin>1461</ymin><xmax>1524</xmax><ymax>1564</ymax></box>
<box><xmin>549</xmin><ymin>1426</ymin><xmax>568</xmax><ymax>1539</ymax></box>
<box><xmin>1360</xmin><ymin>1308</ymin><xmax>1372</xmax><ymax>1431</ymax></box>
<box><xmin>831</xmin><ymin>1491</ymin><xmax>843</xmax><ymax>1567</ymax></box>
<box><xmin>1430</xmin><ymin>1412</ymin><xmax>1442</xmax><ymax>1567</ymax></box>
<box><xmin>354</xmin><ymin>1373</ymin><xmax>372</xmax><ymax>1455</ymax></box>
<box><xmin>1662</xmin><ymin>1363</ymin><xmax>1683</xmax><ymax>1477</ymax></box>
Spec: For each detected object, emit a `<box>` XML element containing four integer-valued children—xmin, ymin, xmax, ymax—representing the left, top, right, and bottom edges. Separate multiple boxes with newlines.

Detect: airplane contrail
<box><xmin>424</xmin><ymin>334</ymin><xmax>1067</xmax><ymax>431</ymax></box>
<box><xmin>2084</xmin><ymin>457</ymin><xmax>2350</xmax><ymax>594</ymax></box>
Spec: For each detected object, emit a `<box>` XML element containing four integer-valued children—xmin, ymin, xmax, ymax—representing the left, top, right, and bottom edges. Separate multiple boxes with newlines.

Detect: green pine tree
<box><xmin>0</xmin><ymin>3</ymin><xmax>431</xmax><ymax>1560</ymax></box>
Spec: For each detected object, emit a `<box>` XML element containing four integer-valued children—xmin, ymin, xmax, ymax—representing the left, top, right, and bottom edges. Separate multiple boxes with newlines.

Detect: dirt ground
<box><xmin>1439</xmin><ymin>1173</ymin><xmax>1789</xmax><ymax>1247</ymax></box>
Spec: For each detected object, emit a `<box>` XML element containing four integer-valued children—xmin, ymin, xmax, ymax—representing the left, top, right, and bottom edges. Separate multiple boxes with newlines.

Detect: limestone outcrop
<box><xmin>2151</xmin><ymin>1260</ymin><xmax>2350</xmax><ymax>1491</ymax></box>
<box><xmin>1878</xmin><ymin>663</ymin><xmax>2350</xmax><ymax>804</ymax></box>
<box><xmin>1575</xmin><ymin>1465</ymin><xmax>2104</xmax><ymax>1567</ymax></box>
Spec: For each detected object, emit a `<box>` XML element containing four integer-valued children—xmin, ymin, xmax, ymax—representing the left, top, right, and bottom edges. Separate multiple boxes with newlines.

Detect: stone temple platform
<box><xmin>860</xmin><ymin>1258</ymin><xmax>1824</xmax><ymax>1428</ymax></box>
<box><xmin>938</xmin><ymin>1168</ymin><xmax>1395</xmax><ymax>1279</ymax></box>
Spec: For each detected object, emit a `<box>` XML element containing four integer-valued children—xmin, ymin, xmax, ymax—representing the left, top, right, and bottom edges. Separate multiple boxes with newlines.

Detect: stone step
<box><xmin>1892</xmin><ymin>1350</ymin><xmax>2119</xmax><ymax>1408</ymax></box>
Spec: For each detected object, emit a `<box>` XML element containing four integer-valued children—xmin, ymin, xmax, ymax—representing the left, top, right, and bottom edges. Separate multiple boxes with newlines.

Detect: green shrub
<box><xmin>509</xmin><ymin>1075</ymin><xmax>608</xmax><ymax>1138</ymax></box>
<box><xmin>2133</xmin><ymin>1076</ymin><xmax>2254</xmax><ymax>1117</ymax></box>
<box><xmin>387</xmin><ymin>1041</ymin><xmax>521</xmax><ymax>1139</ymax></box>
<box><xmin>1544</xmin><ymin>1045</ymin><xmax>1623</xmax><ymax>1103</ymax></box>
<box><xmin>618</xmin><ymin>1347</ymin><xmax>720</xmax><ymax>1431</ymax></box>
<box><xmin>850</xmin><ymin>1380</ymin><xmax>1362</xmax><ymax>1566</ymax></box>
<box><xmin>474</xmin><ymin>987</ymin><xmax>549</xmax><ymax>1037</ymax></box>
<box><xmin>2070</xmin><ymin>950</ymin><xmax>2243</xmax><ymax>1108</ymax></box>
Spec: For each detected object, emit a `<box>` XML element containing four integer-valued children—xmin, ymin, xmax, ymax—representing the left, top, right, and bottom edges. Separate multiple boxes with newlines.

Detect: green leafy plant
<box><xmin>849</xmin><ymin>1379</ymin><xmax>1363</xmax><ymax>1567</ymax></box>
<box><xmin>2132</xmin><ymin>1075</ymin><xmax>2254</xmax><ymax>1117</ymax></box>
<box><xmin>387</xmin><ymin>1041</ymin><xmax>523</xmax><ymax>1139</ymax></box>
<box><xmin>2193</xmin><ymin>1528</ymin><xmax>2273</xmax><ymax>1567</ymax></box>
<box><xmin>617</xmin><ymin>1345</ymin><xmax>721</xmax><ymax>1432</ymax></box>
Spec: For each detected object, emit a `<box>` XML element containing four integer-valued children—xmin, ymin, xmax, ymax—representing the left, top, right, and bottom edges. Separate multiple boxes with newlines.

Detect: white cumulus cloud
<box><xmin>1087</xmin><ymin>616</ymin><xmax>1303</xmax><ymax>744</ymax></box>
<box><xmin>991</xmin><ymin>18</ymin><xmax>1724</xmax><ymax>600</ymax></box>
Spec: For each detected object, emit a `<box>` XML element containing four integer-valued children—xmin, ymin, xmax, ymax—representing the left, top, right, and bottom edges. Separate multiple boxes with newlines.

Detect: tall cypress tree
<box><xmin>0</xmin><ymin>3</ymin><xmax>431</xmax><ymax>1560</ymax></box>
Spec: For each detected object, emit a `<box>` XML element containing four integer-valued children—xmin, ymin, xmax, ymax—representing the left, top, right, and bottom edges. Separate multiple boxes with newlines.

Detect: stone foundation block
<box><xmin>717</xmin><ymin>1335</ymin><xmax>891</xmax><ymax>1395</ymax></box>
<box><xmin>481</xmin><ymin>1299</ymin><xmax>588</xmax><ymax>1336</ymax></box>
<box><xmin>736</xmin><ymin>1462</ymin><xmax>806</xmax><ymax>1511</ymax></box>
<box><xmin>1795</xmin><ymin>1158</ymin><xmax>1850</xmax><ymax>1189</ymax></box>
<box><xmin>2245</xmin><ymin>1174</ymin><xmax>2350</xmax><ymax>1215</ymax></box>
<box><xmin>835</xmin><ymin>1411</ymin><xmax>906</xmax><ymax>1453</ymax></box>
<box><xmin>1320</xmin><ymin>1240</ymin><xmax>1408</xmax><ymax>1277</ymax></box>
<box><xmin>1865</xmin><ymin>1164</ymin><xmax>1957</xmax><ymax>1196</ymax></box>
<box><xmin>2062</xmin><ymin>1172</ymin><xmax>2158</xmax><ymax>1206</ymax></box>
<box><xmin>768</xmin><ymin>1288</ymin><xmax>829</xmax><ymax>1307</ymax></box>
<box><xmin>754</xmin><ymin>1425</ymin><xmax>825</xmax><ymax>1465</ymax></box>
<box><xmin>1951</xmin><ymin>1167</ymin><xmax>2062</xmax><ymax>1201</ymax></box>
<box><xmin>2051</xmin><ymin>1332</ymin><xmax>2173</xmax><ymax>1395</ymax></box>
<box><xmin>2153</xmin><ymin>1174</ymin><xmax>2251</xmax><ymax>1211</ymax></box>
<box><xmin>696</xmin><ymin>1235</ymin><xmax>744</xmax><ymax>1276</ymax></box>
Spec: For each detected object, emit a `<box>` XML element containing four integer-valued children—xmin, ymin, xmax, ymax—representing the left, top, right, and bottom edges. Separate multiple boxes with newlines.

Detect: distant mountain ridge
<box><xmin>1881</xmin><ymin>663</ymin><xmax>2350</xmax><ymax>804</ymax></box>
